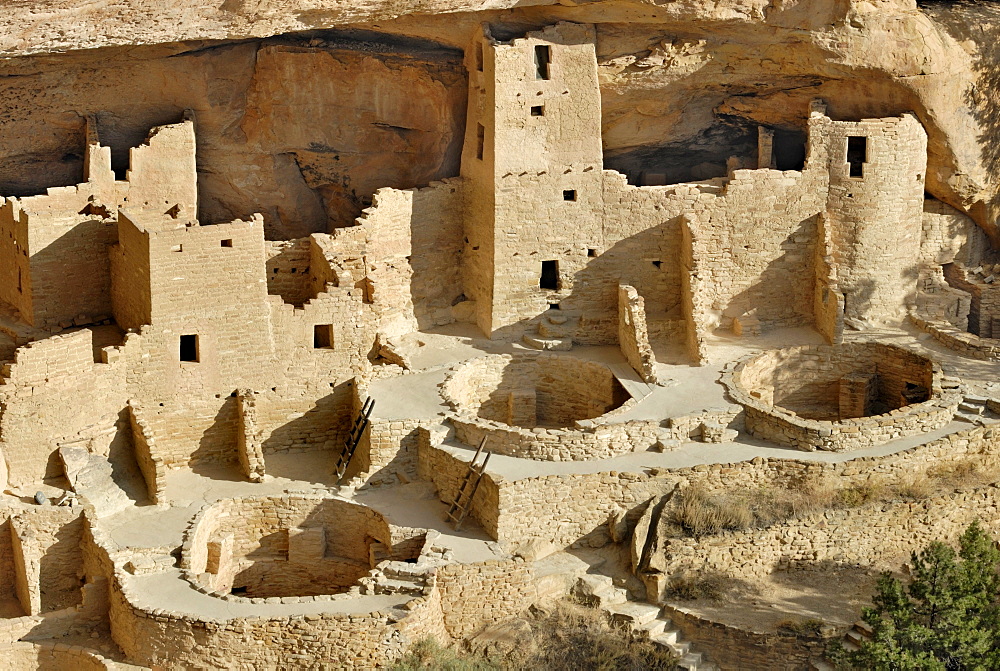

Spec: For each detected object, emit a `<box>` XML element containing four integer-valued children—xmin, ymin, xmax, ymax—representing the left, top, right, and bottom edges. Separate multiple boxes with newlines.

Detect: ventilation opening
<box><xmin>563</xmin><ymin>190</ymin><xmax>576</xmax><ymax>202</ymax></box>
<box><xmin>847</xmin><ymin>136</ymin><xmax>867</xmax><ymax>178</ymax></box>
<box><xmin>773</xmin><ymin>130</ymin><xmax>807</xmax><ymax>171</ymax></box>
<box><xmin>534</xmin><ymin>45</ymin><xmax>551</xmax><ymax>80</ymax></box>
<box><xmin>476</xmin><ymin>124</ymin><xmax>485</xmax><ymax>160</ymax></box>
<box><xmin>530</xmin><ymin>105</ymin><xmax>544</xmax><ymax>117</ymax></box>
<box><xmin>179</xmin><ymin>334</ymin><xmax>199</xmax><ymax>363</ymax></box>
<box><xmin>221</xmin><ymin>239</ymin><xmax>233</xmax><ymax>248</ymax></box>
<box><xmin>652</xmin><ymin>260</ymin><xmax>662</xmax><ymax>269</ymax></box>
<box><xmin>314</xmin><ymin>324</ymin><xmax>334</xmax><ymax>349</ymax></box>
<box><xmin>540</xmin><ymin>260</ymin><xmax>559</xmax><ymax>290</ymax></box>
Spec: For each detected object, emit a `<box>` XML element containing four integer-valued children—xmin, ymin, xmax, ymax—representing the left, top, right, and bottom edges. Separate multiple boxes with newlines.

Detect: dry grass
<box><xmin>392</xmin><ymin>600</ymin><xmax>678</xmax><ymax>671</ymax></box>
<box><xmin>669</xmin><ymin>460</ymin><xmax>1000</xmax><ymax>538</ymax></box>
<box><xmin>776</xmin><ymin>618</ymin><xmax>826</xmax><ymax>637</ymax></box>
<box><xmin>665</xmin><ymin>572</ymin><xmax>738</xmax><ymax>601</ymax></box>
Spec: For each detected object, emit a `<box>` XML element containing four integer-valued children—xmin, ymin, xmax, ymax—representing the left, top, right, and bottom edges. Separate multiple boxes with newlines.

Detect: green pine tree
<box><xmin>833</xmin><ymin>521</ymin><xmax>1000</xmax><ymax>671</ymax></box>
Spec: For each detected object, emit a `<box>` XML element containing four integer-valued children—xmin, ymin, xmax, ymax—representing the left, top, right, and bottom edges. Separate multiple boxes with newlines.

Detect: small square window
<box><xmin>221</xmin><ymin>239</ymin><xmax>233</xmax><ymax>248</ymax></box>
<box><xmin>652</xmin><ymin>260</ymin><xmax>662</xmax><ymax>268</ymax></box>
<box><xmin>314</xmin><ymin>324</ymin><xmax>334</xmax><ymax>349</ymax></box>
<box><xmin>587</xmin><ymin>248</ymin><xmax>597</xmax><ymax>257</ymax></box>
<box><xmin>549</xmin><ymin>303</ymin><xmax>561</xmax><ymax>310</ymax></box>
<box><xmin>563</xmin><ymin>190</ymin><xmax>576</xmax><ymax>202</ymax></box>
<box><xmin>530</xmin><ymin>105</ymin><xmax>544</xmax><ymax>117</ymax></box>
<box><xmin>180</xmin><ymin>334</ymin><xmax>199</xmax><ymax>362</ymax></box>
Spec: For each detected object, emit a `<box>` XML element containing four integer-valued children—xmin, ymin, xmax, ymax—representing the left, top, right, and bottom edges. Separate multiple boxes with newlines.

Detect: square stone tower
<box><xmin>460</xmin><ymin>22</ymin><xmax>603</xmax><ymax>337</ymax></box>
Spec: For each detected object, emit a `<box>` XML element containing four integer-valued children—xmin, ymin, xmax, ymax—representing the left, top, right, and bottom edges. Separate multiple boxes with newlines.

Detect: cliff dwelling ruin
<box><xmin>3</xmin><ymin>1</ymin><xmax>1000</xmax><ymax>668</ymax></box>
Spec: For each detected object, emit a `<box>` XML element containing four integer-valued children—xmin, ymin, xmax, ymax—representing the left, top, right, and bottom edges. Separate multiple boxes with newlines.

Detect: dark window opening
<box><xmin>652</xmin><ymin>260</ymin><xmax>662</xmax><ymax>269</ymax></box>
<box><xmin>221</xmin><ymin>239</ymin><xmax>233</xmax><ymax>248</ymax></box>
<box><xmin>530</xmin><ymin>105</ymin><xmax>544</xmax><ymax>117</ymax></box>
<box><xmin>563</xmin><ymin>190</ymin><xmax>576</xmax><ymax>202</ymax></box>
<box><xmin>549</xmin><ymin>303</ymin><xmax>561</xmax><ymax>310</ymax></box>
<box><xmin>540</xmin><ymin>260</ymin><xmax>559</xmax><ymax>290</ymax></box>
<box><xmin>180</xmin><ymin>334</ymin><xmax>199</xmax><ymax>363</ymax></box>
<box><xmin>476</xmin><ymin>124</ymin><xmax>485</xmax><ymax>160</ymax></box>
<box><xmin>773</xmin><ymin>130</ymin><xmax>807</xmax><ymax>171</ymax></box>
<box><xmin>314</xmin><ymin>324</ymin><xmax>334</xmax><ymax>349</ymax></box>
<box><xmin>847</xmin><ymin>136</ymin><xmax>867</xmax><ymax>178</ymax></box>
<box><xmin>231</xmin><ymin>586</ymin><xmax>248</xmax><ymax>595</ymax></box>
<box><xmin>475</xmin><ymin>43</ymin><xmax>484</xmax><ymax>71</ymax></box>
<box><xmin>17</xmin><ymin>267</ymin><xmax>22</xmax><ymax>293</ymax></box>
<box><xmin>110</xmin><ymin>146</ymin><xmax>129</xmax><ymax>181</ymax></box>
<box><xmin>587</xmin><ymin>249</ymin><xmax>597</xmax><ymax>257</ymax></box>
<box><xmin>534</xmin><ymin>45</ymin><xmax>551</xmax><ymax>80</ymax></box>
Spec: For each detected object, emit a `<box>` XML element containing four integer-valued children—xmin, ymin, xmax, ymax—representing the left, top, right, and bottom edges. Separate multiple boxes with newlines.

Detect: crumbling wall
<box><xmin>618</xmin><ymin>284</ymin><xmax>656</xmax><ymax>383</ymax></box>
<box><xmin>357</xmin><ymin>180</ymin><xmax>465</xmax><ymax>337</ymax></box>
<box><xmin>127</xmin><ymin>401</ymin><xmax>167</xmax><ymax>504</ymax></box>
<box><xmin>264</xmin><ymin>238</ymin><xmax>313</xmax><ymax>307</ymax></box>
<box><xmin>0</xmin><ymin>329</ymin><xmax>127</xmax><ymax>485</ymax></box>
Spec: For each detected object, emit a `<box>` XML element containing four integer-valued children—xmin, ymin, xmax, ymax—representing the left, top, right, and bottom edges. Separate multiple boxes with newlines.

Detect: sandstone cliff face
<box><xmin>0</xmin><ymin>0</ymin><xmax>995</xmax><ymax>242</ymax></box>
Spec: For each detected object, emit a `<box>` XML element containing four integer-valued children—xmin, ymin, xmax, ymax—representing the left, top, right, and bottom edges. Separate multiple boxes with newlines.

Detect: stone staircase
<box><xmin>955</xmin><ymin>394</ymin><xmax>995</xmax><ymax>424</ymax></box>
<box><xmin>809</xmin><ymin>619</ymin><xmax>872</xmax><ymax>670</ymax></box>
<box><xmin>523</xmin><ymin>312</ymin><xmax>575</xmax><ymax>351</ymax></box>
<box><xmin>574</xmin><ymin>574</ymin><xmax>718</xmax><ymax>670</ymax></box>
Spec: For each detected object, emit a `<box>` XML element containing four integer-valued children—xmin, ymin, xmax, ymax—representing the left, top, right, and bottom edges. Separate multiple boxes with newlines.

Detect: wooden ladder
<box><xmin>446</xmin><ymin>437</ymin><xmax>491</xmax><ymax>531</ymax></box>
<box><xmin>334</xmin><ymin>397</ymin><xmax>374</xmax><ymax>483</ymax></box>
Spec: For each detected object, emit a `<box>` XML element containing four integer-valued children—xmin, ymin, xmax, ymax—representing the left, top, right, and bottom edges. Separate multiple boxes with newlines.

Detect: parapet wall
<box><xmin>725</xmin><ymin>342</ymin><xmax>959</xmax><ymax>452</ymax></box>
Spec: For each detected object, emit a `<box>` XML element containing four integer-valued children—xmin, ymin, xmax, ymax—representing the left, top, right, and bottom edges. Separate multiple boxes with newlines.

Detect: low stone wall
<box><xmin>1</xmin><ymin>642</ymin><xmax>114</xmax><ymax>671</ymax></box>
<box><xmin>911</xmin><ymin>313</ymin><xmax>1000</xmax><ymax>361</ymax></box>
<box><xmin>618</xmin><ymin>284</ymin><xmax>657</xmax><ymax>383</ymax></box>
<box><xmin>127</xmin><ymin>401</ymin><xmax>167</xmax><ymax>504</ymax></box>
<box><xmin>659</xmin><ymin>483</ymin><xmax>1000</xmax><ymax>582</ymax></box>
<box><xmin>436</xmin><ymin>557</ymin><xmax>535</xmax><ymax>639</ymax></box>
<box><xmin>450</xmin><ymin>415</ymin><xmax>663</xmax><ymax>462</ymax></box>
<box><xmin>664</xmin><ymin>605</ymin><xmax>833</xmax><ymax>671</ymax></box>
<box><xmin>724</xmin><ymin>343</ymin><xmax>960</xmax><ymax>451</ymax></box>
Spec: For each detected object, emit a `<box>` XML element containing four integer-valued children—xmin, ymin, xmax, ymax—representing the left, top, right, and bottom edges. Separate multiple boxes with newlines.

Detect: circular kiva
<box><xmin>723</xmin><ymin>342</ymin><xmax>962</xmax><ymax>452</ymax></box>
<box><xmin>182</xmin><ymin>496</ymin><xmax>400</xmax><ymax>599</ymax></box>
<box><xmin>440</xmin><ymin>353</ymin><xmax>664</xmax><ymax>462</ymax></box>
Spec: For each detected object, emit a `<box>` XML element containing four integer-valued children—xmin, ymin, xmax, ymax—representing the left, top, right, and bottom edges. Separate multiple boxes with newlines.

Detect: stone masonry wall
<box><xmin>659</xmin><ymin>484</ymin><xmax>1000</xmax><ymax>581</ymax></box>
<box><xmin>618</xmin><ymin>284</ymin><xmax>657</xmax><ymax>383</ymax></box>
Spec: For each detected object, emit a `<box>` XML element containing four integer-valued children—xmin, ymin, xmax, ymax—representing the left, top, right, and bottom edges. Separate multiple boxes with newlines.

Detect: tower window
<box><xmin>540</xmin><ymin>260</ymin><xmax>559</xmax><ymax>290</ymax></box>
<box><xmin>530</xmin><ymin>105</ymin><xmax>544</xmax><ymax>117</ymax></box>
<box><xmin>534</xmin><ymin>45</ymin><xmax>551</xmax><ymax>80</ymax></box>
<box><xmin>476</xmin><ymin>124</ymin><xmax>485</xmax><ymax>160</ymax></box>
<box><xmin>847</xmin><ymin>136</ymin><xmax>867</xmax><ymax>178</ymax></box>
<box><xmin>563</xmin><ymin>190</ymin><xmax>577</xmax><ymax>201</ymax></box>
<box><xmin>221</xmin><ymin>239</ymin><xmax>233</xmax><ymax>248</ymax></box>
<box><xmin>314</xmin><ymin>324</ymin><xmax>334</xmax><ymax>349</ymax></box>
<box><xmin>180</xmin><ymin>334</ymin><xmax>199</xmax><ymax>363</ymax></box>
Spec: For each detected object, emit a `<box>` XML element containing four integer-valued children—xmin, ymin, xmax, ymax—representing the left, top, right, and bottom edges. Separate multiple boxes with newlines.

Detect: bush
<box><xmin>665</xmin><ymin>573</ymin><xmax>731</xmax><ymax>601</ymax></box>
<box><xmin>776</xmin><ymin>618</ymin><xmax>826</xmax><ymax>637</ymax></box>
